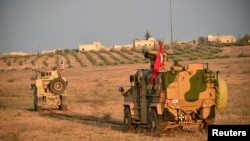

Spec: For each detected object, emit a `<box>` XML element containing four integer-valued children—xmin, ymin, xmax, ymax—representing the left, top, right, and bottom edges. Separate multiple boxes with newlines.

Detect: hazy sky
<box><xmin>0</xmin><ymin>0</ymin><xmax>249</xmax><ymax>53</ymax></box>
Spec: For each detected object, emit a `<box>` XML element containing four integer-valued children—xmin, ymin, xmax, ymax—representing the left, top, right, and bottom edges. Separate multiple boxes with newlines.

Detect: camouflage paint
<box><xmin>184</xmin><ymin>70</ymin><xmax>206</xmax><ymax>102</ymax></box>
<box><xmin>162</xmin><ymin>71</ymin><xmax>180</xmax><ymax>90</ymax></box>
<box><xmin>139</xmin><ymin>70</ymin><xmax>156</xmax><ymax>96</ymax></box>
<box><xmin>143</xmin><ymin>70</ymin><xmax>151</xmax><ymax>85</ymax></box>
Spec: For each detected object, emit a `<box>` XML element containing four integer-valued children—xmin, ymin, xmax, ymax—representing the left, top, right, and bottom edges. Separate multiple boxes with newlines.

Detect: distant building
<box><xmin>41</xmin><ymin>49</ymin><xmax>57</xmax><ymax>54</ymax></box>
<box><xmin>79</xmin><ymin>41</ymin><xmax>104</xmax><ymax>51</ymax></box>
<box><xmin>207</xmin><ymin>35</ymin><xmax>236</xmax><ymax>43</ymax></box>
<box><xmin>8</xmin><ymin>52</ymin><xmax>29</xmax><ymax>56</ymax></box>
<box><xmin>113</xmin><ymin>44</ymin><xmax>133</xmax><ymax>49</ymax></box>
<box><xmin>133</xmin><ymin>37</ymin><xmax>157</xmax><ymax>47</ymax></box>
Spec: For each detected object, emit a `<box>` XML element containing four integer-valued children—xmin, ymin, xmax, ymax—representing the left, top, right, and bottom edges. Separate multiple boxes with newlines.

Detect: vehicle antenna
<box><xmin>169</xmin><ymin>0</ymin><xmax>174</xmax><ymax>66</ymax></box>
<box><xmin>170</xmin><ymin>0</ymin><xmax>173</xmax><ymax>53</ymax></box>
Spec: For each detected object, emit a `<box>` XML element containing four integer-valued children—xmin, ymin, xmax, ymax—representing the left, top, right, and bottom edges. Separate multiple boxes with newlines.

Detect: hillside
<box><xmin>0</xmin><ymin>45</ymin><xmax>250</xmax><ymax>141</ymax></box>
<box><xmin>1</xmin><ymin>45</ymin><xmax>250</xmax><ymax>71</ymax></box>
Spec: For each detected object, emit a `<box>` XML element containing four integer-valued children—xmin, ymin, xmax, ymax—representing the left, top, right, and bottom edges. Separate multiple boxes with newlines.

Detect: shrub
<box><xmin>101</xmin><ymin>113</ymin><xmax>112</xmax><ymax>121</ymax></box>
<box><xmin>120</xmin><ymin>47</ymin><xmax>127</xmax><ymax>52</ymax></box>
<box><xmin>43</xmin><ymin>60</ymin><xmax>48</xmax><ymax>67</ymax></box>
<box><xmin>31</xmin><ymin>60</ymin><xmax>35</xmax><ymax>66</ymax></box>
<box><xmin>8</xmin><ymin>79</ymin><xmax>15</xmax><ymax>82</ymax></box>
<box><xmin>18</xmin><ymin>61</ymin><xmax>23</xmax><ymax>66</ymax></box>
<box><xmin>141</xmin><ymin>46</ymin><xmax>148</xmax><ymax>52</ymax></box>
<box><xmin>238</xmin><ymin>53</ymin><xmax>250</xmax><ymax>58</ymax></box>
<box><xmin>7</xmin><ymin>61</ymin><xmax>11</xmax><ymax>66</ymax></box>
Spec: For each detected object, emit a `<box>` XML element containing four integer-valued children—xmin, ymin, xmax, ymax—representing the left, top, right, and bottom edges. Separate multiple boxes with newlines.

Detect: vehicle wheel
<box><xmin>34</xmin><ymin>99</ymin><xmax>38</xmax><ymax>111</ymax></box>
<box><xmin>49</xmin><ymin>78</ymin><xmax>66</xmax><ymax>95</ymax></box>
<box><xmin>36</xmin><ymin>105</ymin><xmax>42</xmax><ymax>111</ymax></box>
<box><xmin>150</xmin><ymin>109</ymin><xmax>161</xmax><ymax>137</ymax></box>
<box><xmin>216</xmin><ymin>77</ymin><xmax>228</xmax><ymax>110</ymax></box>
<box><xmin>59</xmin><ymin>95</ymin><xmax>68</xmax><ymax>110</ymax></box>
<box><xmin>199</xmin><ymin>106</ymin><xmax>215</xmax><ymax>133</ymax></box>
<box><xmin>34</xmin><ymin>94</ymin><xmax>37</xmax><ymax>110</ymax></box>
<box><xmin>200</xmin><ymin>118</ymin><xmax>215</xmax><ymax>133</ymax></box>
<box><xmin>59</xmin><ymin>105</ymin><xmax>68</xmax><ymax>110</ymax></box>
<box><xmin>124</xmin><ymin>108</ymin><xmax>136</xmax><ymax>132</ymax></box>
<box><xmin>34</xmin><ymin>95</ymin><xmax>42</xmax><ymax>111</ymax></box>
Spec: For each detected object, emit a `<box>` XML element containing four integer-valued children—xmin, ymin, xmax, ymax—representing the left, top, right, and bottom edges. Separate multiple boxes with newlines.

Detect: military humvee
<box><xmin>119</xmin><ymin>48</ymin><xmax>227</xmax><ymax>136</ymax></box>
<box><xmin>31</xmin><ymin>66</ymin><xmax>68</xmax><ymax>111</ymax></box>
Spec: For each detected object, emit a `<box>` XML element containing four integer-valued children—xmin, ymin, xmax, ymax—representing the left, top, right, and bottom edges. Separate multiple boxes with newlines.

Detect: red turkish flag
<box><xmin>58</xmin><ymin>59</ymin><xmax>64</xmax><ymax>77</ymax></box>
<box><xmin>151</xmin><ymin>42</ymin><xmax>164</xmax><ymax>83</ymax></box>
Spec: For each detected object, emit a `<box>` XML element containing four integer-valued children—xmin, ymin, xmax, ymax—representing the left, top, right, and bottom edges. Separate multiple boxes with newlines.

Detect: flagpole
<box><xmin>169</xmin><ymin>0</ymin><xmax>174</xmax><ymax>67</ymax></box>
<box><xmin>170</xmin><ymin>0</ymin><xmax>173</xmax><ymax>52</ymax></box>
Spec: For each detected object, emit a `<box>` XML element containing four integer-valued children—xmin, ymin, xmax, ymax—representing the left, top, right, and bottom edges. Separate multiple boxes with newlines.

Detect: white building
<box><xmin>207</xmin><ymin>35</ymin><xmax>236</xmax><ymax>43</ymax></box>
<box><xmin>133</xmin><ymin>37</ymin><xmax>157</xmax><ymax>47</ymax></box>
<box><xmin>41</xmin><ymin>49</ymin><xmax>57</xmax><ymax>54</ymax></box>
<box><xmin>8</xmin><ymin>52</ymin><xmax>29</xmax><ymax>56</ymax></box>
<box><xmin>113</xmin><ymin>44</ymin><xmax>133</xmax><ymax>49</ymax></box>
<box><xmin>79</xmin><ymin>41</ymin><xmax>104</xmax><ymax>51</ymax></box>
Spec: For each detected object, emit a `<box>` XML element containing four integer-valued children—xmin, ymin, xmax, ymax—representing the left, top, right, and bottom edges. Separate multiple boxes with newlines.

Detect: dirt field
<box><xmin>0</xmin><ymin>46</ymin><xmax>250</xmax><ymax>141</ymax></box>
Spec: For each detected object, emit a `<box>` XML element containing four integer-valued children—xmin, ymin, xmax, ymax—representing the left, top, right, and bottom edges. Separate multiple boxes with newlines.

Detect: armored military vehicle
<box><xmin>119</xmin><ymin>43</ymin><xmax>227</xmax><ymax>136</ymax></box>
<box><xmin>31</xmin><ymin>60</ymin><xmax>68</xmax><ymax>111</ymax></box>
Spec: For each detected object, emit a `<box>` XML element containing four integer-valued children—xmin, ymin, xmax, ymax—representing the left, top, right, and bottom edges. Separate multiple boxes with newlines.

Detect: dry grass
<box><xmin>0</xmin><ymin>46</ymin><xmax>250</xmax><ymax>141</ymax></box>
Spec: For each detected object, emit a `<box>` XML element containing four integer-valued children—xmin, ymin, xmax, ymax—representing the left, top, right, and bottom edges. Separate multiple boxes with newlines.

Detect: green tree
<box><xmin>237</xmin><ymin>34</ymin><xmax>250</xmax><ymax>46</ymax></box>
<box><xmin>198</xmin><ymin>36</ymin><xmax>206</xmax><ymax>45</ymax></box>
<box><xmin>192</xmin><ymin>39</ymin><xmax>196</xmax><ymax>44</ymax></box>
<box><xmin>145</xmin><ymin>30</ymin><xmax>151</xmax><ymax>40</ymax></box>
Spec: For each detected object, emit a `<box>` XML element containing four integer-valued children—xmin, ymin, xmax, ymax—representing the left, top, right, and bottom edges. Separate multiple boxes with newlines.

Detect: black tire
<box><xmin>199</xmin><ymin>106</ymin><xmax>215</xmax><ymax>133</ymax></box>
<box><xmin>35</xmin><ymin>105</ymin><xmax>42</xmax><ymax>111</ymax></box>
<box><xmin>34</xmin><ymin>95</ymin><xmax>42</xmax><ymax>111</ymax></box>
<box><xmin>34</xmin><ymin>93</ymin><xmax>37</xmax><ymax>110</ymax></box>
<box><xmin>59</xmin><ymin>105</ymin><xmax>68</xmax><ymax>110</ymax></box>
<box><xmin>59</xmin><ymin>95</ymin><xmax>68</xmax><ymax>110</ymax></box>
<box><xmin>150</xmin><ymin>109</ymin><xmax>161</xmax><ymax>137</ymax></box>
<box><xmin>124</xmin><ymin>108</ymin><xmax>136</xmax><ymax>132</ymax></box>
<box><xmin>34</xmin><ymin>97</ymin><xmax>38</xmax><ymax>111</ymax></box>
<box><xmin>49</xmin><ymin>78</ymin><xmax>66</xmax><ymax>95</ymax></box>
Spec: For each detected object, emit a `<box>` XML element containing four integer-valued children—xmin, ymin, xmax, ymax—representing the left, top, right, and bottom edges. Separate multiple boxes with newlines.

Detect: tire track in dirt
<box><xmin>47</xmin><ymin>109</ymin><xmax>123</xmax><ymax>125</ymax></box>
<box><xmin>43</xmin><ymin>109</ymin><xmax>207</xmax><ymax>140</ymax></box>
